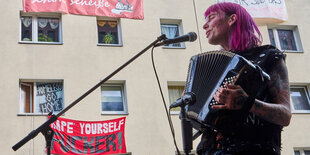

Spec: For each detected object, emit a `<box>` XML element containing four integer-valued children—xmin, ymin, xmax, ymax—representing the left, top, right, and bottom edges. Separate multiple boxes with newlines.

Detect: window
<box><xmin>160</xmin><ymin>19</ymin><xmax>184</xmax><ymax>48</ymax></box>
<box><xmin>290</xmin><ymin>85</ymin><xmax>310</xmax><ymax>113</ymax></box>
<box><xmin>268</xmin><ymin>25</ymin><xmax>303</xmax><ymax>52</ymax></box>
<box><xmin>101</xmin><ymin>83</ymin><xmax>127</xmax><ymax>114</ymax></box>
<box><xmin>97</xmin><ymin>18</ymin><xmax>122</xmax><ymax>46</ymax></box>
<box><xmin>294</xmin><ymin>148</ymin><xmax>310</xmax><ymax>155</ymax></box>
<box><xmin>19</xmin><ymin>80</ymin><xmax>64</xmax><ymax>115</ymax></box>
<box><xmin>20</xmin><ymin>12</ymin><xmax>62</xmax><ymax>44</ymax></box>
<box><xmin>168</xmin><ymin>83</ymin><xmax>185</xmax><ymax>114</ymax></box>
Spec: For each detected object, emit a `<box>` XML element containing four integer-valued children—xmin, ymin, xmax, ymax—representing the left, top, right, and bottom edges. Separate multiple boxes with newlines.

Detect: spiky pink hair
<box><xmin>205</xmin><ymin>2</ymin><xmax>262</xmax><ymax>51</ymax></box>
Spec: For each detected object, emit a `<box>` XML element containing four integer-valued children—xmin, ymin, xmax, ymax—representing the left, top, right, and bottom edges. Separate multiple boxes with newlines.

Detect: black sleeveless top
<box><xmin>196</xmin><ymin>45</ymin><xmax>286</xmax><ymax>155</ymax></box>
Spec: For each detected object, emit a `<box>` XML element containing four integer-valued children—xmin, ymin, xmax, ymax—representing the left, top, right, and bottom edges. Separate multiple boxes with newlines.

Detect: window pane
<box><xmin>38</xmin><ymin>17</ymin><xmax>60</xmax><ymax>42</ymax></box>
<box><xmin>20</xmin><ymin>83</ymin><xmax>32</xmax><ymax>113</ymax></box>
<box><xmin>35</xmin><ymin>82</ymin><xmax>64</xmax><ymax>113</ymax></box>
<box><xmin>305</xmin><ymin>150</ymin><xmax>310</xmax><ymax>155</ymax></box>
<box><xmin>168</xmin><ymin>85</ymin><xmax>185</xmax><ymax>111</ymax></box>
<box><xmin>268</xmin><ymin>29</ymin><xmax>276</xmax><ymax>47</ymax></box>
<box><xmin>290</xmin><ymin>87</ymin><xmax>310</xmax><ymax>110</ymax></box>
<box><xmin>161</xmin><ymin>24</ymin><xmax>181</xmax><ymax>47</ymax></box>
<box><xmin>294</xmin><ymin>151</ymin><xmax>300</xmax><ymax>155</ymax></box>
<box><xmin>97</xmin><ymin>20</ymin><xmax>119</xmax><ymax>44</ymax></box>
<box><xmin>277</xmin><ymin>29</ymin><xmax>297</xmax><ymax>51</ymax></box>
<box><xmin>101</xmin><ymin>85</ymin><xmax>124</xmax><ymax>111</ymax></box>
<box><xmin>21</xmin><ymin>16</ymin><xmax>32</xmax><ymax>41</ymax></box>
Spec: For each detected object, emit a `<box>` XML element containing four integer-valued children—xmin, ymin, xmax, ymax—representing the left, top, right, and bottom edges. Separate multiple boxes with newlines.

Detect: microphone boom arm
<box><xmin>12</xmin><ymin>34</ymin><xmax>167</xmax><ymax>152</ymax></box>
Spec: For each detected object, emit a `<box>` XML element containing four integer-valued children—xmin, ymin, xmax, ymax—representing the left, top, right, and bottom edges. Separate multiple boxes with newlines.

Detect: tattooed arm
<box><xmin>249</xmin><ymin>58</ymin><xmax>291</xmax><ymax>126</ymax></box>
<box><xmin>212</xmin><ymin>58</ymin><xmax>291</xmax><ymax>126</ymax></box>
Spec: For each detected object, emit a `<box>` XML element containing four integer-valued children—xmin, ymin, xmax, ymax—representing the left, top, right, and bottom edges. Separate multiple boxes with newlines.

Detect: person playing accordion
<box><xmin>195</xmin><ymin>2</ymin><xmax>291</xmax><ymax>155</ymax></box>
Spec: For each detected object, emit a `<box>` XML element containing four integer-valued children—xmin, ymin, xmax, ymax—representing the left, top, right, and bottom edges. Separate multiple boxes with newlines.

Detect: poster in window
<box><xmin>36</xmin><ymin>82</ymin><xmax>64</xmax><ymax>113</ymax></box>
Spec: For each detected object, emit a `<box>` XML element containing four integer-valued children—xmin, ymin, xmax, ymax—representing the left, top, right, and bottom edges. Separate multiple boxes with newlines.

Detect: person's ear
<box><xmin>228</xmin><ymin>14</ymin><xmax>237</xmax><ymax>26</ymax></box>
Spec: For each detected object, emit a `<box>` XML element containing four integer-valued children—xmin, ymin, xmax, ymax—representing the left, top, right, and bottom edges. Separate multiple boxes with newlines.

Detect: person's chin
<box><xmin>208</xmin><ymin>39</ymin><xmax>216</xmax><ymax>45</ymax></box>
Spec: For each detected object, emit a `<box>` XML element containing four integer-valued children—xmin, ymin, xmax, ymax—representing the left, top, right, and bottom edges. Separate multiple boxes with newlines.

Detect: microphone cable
<box><xmin>150</xmin><ymin>46</ymin><xmax>181</xmax><ymax>155</ymax></box>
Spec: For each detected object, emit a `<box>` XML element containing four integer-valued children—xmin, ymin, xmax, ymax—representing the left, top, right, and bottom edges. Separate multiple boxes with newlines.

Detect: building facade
<box><xmin>0</xmin><ymin>0</ymin><xmax>310</xmax><ymax>155</ymax></box>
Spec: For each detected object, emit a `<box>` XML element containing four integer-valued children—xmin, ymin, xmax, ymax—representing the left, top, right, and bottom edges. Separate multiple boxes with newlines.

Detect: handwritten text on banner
<box><xmin>216</xmin><ymin>0</ymin><xmax>288</xmax><ymax>21</ymax></box>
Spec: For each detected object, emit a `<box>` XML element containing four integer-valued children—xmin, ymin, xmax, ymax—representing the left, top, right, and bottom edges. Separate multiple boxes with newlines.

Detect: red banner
<box><xmin>49</xmin><ymin>117</ymin><xmax>126</xmax><ymax>155</ymax></box>
<box><xmin>23</xmin><ymin>0</ymin><xmax>144</xmax><ymax>19</ymax></box>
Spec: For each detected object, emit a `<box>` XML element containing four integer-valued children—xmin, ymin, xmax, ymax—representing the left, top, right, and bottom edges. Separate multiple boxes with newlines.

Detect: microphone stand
<box><xmin>12</xmin><ymin>34</ymin><xmax>167</xmax><ymax>152</ymax></box>
<box><xmin>179</xmin><ymin>105</ymin><xmax>193</xmax><ymax>155</ymax></box>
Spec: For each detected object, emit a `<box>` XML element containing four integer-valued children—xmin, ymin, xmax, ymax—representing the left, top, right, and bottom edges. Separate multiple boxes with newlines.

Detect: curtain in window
<box><xmin>49</xmin><ymin>19</ymin><xmax>59</xmax><ymax>29</ymax></box>
<box><xmin>20</xmin><ymin>86</ymin><xmax>27</xmax><ymax>113</ymax></box>
<box><xmin>21</xmin><ymin>17</ymin><xmax>32</xmax><ymax>27</ymax></box>
<box><xmin>97</xmin><ymin>21</ymin><xmax>106</xmax><ymax>27</ymax></box>
<box><xmin>38</xmin><ymin>18</ymin><xmax>49</xmax><ymax>28</ymax></box>
<box><xmin>168</xmin><ymin>86</ymin><xmax>184</xmax><ymax>111</ymax></box>
<box><xmin>168</xmin><ymin>86</ymin><xmax>183</xmax><ymax>104</ymax></box>
<box><xmin>38</xmin><ymin>18</ymin><xmax>59</xmax><ymax>29</ymax></box>
<box><xmin>108</xmin><ymin>21</ymin><xmax>117</xmax><ymax>28</ymax></box>
<box><xmin>161</xmin><ymin>25</ymin><xmax>178</xmax><ymax>39</ymax></box>
<box><xmin>277</xmin><ymin>29</ymin><xmax>297</xmax><ymax>51</ymax></box>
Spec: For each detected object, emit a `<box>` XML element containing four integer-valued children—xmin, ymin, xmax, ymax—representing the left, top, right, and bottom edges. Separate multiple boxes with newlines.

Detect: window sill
<box><xmin>292</xmin><ymin>110</ymin><xmax>310</xmax><ymax>114</ymax></box>
<box><xmin>162</xmin><ymin>46</ymin><xmax>186</xmax><ymax>49</ymax></box>
<box><xmin>283</xmin><ymin>50</ymin><xmax>304</xmax><ymax>53</ymax></box>
<box><xmin>97</xmin><ymin>43</ymin><xmax>123</xmax><ymax>47</ymax></box>
<box><xmin>19</xmin><ymin>41</ymin><xmax>63</xmax><ymax>45</ymax></box>
<box><xmin>18</xmin><ymin>112</ymin><xmax>63</xmax><ymax>116</ymax></box>
<box><xmin>18</xmin><ymin>113</ymin><xmax>49</xmax><ymax>116</ymax></box>
<box><xmin>101</xmin><ymin>112</ymin><xmax>129</xmax><ymax>115</ymax></box>
<box><xmin>170</xmin><ymin>111</ymin><xmax>180</xmax><ymax>115</ymax></box>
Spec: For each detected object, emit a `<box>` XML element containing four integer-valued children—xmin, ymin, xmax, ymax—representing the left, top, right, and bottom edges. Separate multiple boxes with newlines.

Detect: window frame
<box><xmin>160</xmin><ymin>19</ymin><xmax>185</xmax><ymax>49</ymax></box>
<box><xmin>294</xmin><ymin>148</ymin><xmax>310</xmax><ymax>155</ymax></box>
<box><xmin>267</xmin><ymin>25</ymin><xmax>303</xmax><ymax>53</ymax></box>
<box><xmin>19</xmin><ymin>12</ymin><xmax>63</xmax><ymax>44</ymax></box>
<box><xmin>18</xmin><ymin>79</ymin><xmax>64</xmax><ymax>116</ymax></box>
<box><xmin>290</xmin><ymin>85</ymin><xmax>310</xmax><ymax>114</ymax></box>
<box><xmin>20</xmin><ymin>83</ymin><xmax>33</xmax><ymax>113</ymax></box>
<box><xmin>100</xmin><ymin>82</ymin><xmax>128</xmax><ymax>115</ymax></box>
<box><xmin>97</xmin><ymin>17</ymin><xmax>123</xmax><ymax>47</ymax></box>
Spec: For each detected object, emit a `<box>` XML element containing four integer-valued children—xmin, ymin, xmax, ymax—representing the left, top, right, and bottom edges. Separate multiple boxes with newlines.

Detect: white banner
<box><xmin>216</xmin><ymin>0</ymin><xmax>288</xmax><ymax>21</ymax></box>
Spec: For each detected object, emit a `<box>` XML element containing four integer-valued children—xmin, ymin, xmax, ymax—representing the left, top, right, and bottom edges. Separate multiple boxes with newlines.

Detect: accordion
<box><xmin>184</xmin><ymin>51</ymin><xmax>269</xmax><ymax>132</ymax></box>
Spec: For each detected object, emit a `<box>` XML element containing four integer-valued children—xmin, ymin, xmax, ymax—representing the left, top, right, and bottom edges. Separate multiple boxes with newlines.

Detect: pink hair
<box><xmin>205</xmin><ymin>2</ymin><xmax>262</xmax><ymax>51</ymax></box>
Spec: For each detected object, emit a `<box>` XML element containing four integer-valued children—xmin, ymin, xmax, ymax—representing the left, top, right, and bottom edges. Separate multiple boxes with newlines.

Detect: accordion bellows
<box><xmin>184</xmin><ymin>50</ymin><xmax>269</xmax><ymax>131</ymax></box>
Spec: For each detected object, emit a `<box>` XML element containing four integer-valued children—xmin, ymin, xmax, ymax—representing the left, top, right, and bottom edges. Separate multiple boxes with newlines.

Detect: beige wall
<box><xmin>1</xmin><ymin>0</ymin><xmax>310</xmax><ymax>155</ymax></box>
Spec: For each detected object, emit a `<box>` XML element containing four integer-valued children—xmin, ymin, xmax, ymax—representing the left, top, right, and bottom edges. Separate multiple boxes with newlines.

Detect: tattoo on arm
<box><xmin>250</xmin><ymin>59</ymin><xmax>291</xmax><ymax>126</ymax></box>
<box><xmin>234</xmin><ymin>90</ymin><xmax>247</xmax><ymax>109</ymax></box>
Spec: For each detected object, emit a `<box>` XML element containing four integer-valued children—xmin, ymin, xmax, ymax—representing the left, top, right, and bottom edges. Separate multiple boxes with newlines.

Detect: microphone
<box><xmin>170</xmin><ymin>92</ymin><xmax>196</xmax><ymax>109</ymax></box>
<box><xmin>154</xmin><ymin>32</ymin><xmax>197</xmax><ymax>47</ymax></box>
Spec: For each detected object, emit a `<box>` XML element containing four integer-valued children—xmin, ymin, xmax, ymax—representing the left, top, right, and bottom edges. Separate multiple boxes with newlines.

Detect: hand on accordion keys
<box><xmin>212</xmin><ymin>83</ymin><xmax>251</xmax><ymax>110</ymax></box>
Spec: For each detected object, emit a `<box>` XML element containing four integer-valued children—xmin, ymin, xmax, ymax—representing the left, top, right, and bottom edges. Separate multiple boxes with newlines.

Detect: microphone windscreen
<box><xmin>188</xmin><ymin>32</ymin><xmax>197</xmax><ymax>42</ymax></box>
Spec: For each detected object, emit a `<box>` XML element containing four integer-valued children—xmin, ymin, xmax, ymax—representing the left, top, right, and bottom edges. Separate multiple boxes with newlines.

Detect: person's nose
<box><xmin>203</xmin><ymin>22</ymin><xmax>209</xmax><ymax>30</ymax></box>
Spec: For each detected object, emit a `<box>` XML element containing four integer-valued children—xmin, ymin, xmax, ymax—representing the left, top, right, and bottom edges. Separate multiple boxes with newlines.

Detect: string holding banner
<box><xmin>23</xmin><ymin>0</ymin><xmax>144</xmax><ymax>19</ymax></box>
<box><xmin>49</xmin><ymin>117</ymin><xmax>127</xmax><ymax>155</ymax></box>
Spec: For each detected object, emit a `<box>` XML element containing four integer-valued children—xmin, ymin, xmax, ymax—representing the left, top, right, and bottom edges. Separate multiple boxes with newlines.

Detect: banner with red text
<box><xmin>23</xmin><ymin>0</ymin><xmax>144</xmax><ymax>19</ymax></box>
<box><xmin>49</xmin><ymin>117</ymin><xmax>126</xmax><ymax>155</ymax></box>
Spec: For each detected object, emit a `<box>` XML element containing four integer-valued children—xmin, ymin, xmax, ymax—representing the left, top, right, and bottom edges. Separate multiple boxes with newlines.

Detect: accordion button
<box><xmin>259</xmin><ymin>53</ymin><xmax>265</xmax><ymax>57</ymax></box>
